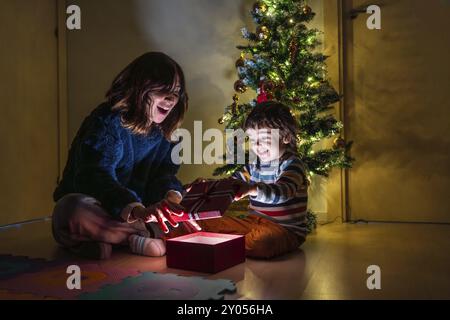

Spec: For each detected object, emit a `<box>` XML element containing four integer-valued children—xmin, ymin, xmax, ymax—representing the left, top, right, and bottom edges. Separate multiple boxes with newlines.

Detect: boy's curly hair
<box><xmin>244</xmin><ymin>101</ymin><xmax>299</xmax><ymax>151</ymax></box>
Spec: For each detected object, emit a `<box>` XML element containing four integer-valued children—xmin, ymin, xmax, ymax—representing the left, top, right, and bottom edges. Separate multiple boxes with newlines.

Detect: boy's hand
<box><xmin>232</xmin><ymin>179</ymin><xmax>257</xmax><ymax>201</ymax></box>
<box><xmin>131</xmin><ymin>199</ymin><xmax>186</xmax><ymax>234</ymax></box>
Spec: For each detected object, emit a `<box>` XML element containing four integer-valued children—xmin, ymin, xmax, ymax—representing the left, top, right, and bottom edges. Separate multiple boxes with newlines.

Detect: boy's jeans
<box><xmin>169</xmin><ymin>214</ymin><xmax>304</xmax><ymax>259</ymax></box>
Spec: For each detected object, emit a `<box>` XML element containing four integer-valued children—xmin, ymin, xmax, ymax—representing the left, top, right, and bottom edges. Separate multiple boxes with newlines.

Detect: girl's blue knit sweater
<box><xmin>53</xmin><ymin>103</ymin><xmax>183</xmax><ymax>219</ymax></box>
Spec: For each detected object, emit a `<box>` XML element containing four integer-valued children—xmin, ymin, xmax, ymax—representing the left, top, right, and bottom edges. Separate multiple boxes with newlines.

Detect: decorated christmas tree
<box><xmin>214</xmin><ymin>0</ymin><xmax>353</xmax><ymax>231</ymax></box>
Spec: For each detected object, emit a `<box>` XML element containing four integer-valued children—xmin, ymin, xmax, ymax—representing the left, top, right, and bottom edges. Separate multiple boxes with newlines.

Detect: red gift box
<box><xmin>174</xmin><ymin>179</ymin><xmax>237</xmax><ymax>222</ymax></box>
<box><xmin>166</xmin><ymin>232</ymin><xmax>245</xmax><ymax>273</ymax></box>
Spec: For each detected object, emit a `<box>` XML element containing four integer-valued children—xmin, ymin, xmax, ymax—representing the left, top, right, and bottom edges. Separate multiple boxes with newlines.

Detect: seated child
<box><xmin>198</xmin><ymin>101</ymin><xmax>308</xmax><ymax>259</ymax></box>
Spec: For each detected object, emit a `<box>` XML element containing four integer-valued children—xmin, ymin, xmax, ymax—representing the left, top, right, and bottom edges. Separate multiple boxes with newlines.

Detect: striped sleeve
<box><xmin>255</xmin><ymin>158</ymin><xmax>305</xmax><ymax>204</ymax></box>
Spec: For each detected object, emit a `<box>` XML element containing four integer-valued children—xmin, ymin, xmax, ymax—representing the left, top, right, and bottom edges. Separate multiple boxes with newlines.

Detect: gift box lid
<box><xmin>177</xmin><ymin>179</ymin><xmax>238</xmax><ymax>221</ymax></box>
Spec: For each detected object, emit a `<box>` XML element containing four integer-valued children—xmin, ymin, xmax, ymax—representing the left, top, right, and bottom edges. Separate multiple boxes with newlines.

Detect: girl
<box><xmin>52</xmin><ymin>52</ymin><xmax>199</xmax><ymax>260</ymax></box>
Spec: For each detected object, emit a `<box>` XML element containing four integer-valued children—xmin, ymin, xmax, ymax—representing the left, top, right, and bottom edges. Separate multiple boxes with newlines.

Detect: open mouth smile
<box><xmin>157</xmin><ymin>106</ymin><xmax>170</xmax><ymax>115</ymax></box>
<box><xmin>258</xmin><ymin>150</ymin><xmax>269</xmax><ymax>157</ymax></box>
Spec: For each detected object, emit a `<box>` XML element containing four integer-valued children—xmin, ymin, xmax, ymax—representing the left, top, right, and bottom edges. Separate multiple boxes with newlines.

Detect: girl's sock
<box><xmin>128</xmin><ymin>235</ymin><xmax>166</xmax><ymax>257</ymax></box>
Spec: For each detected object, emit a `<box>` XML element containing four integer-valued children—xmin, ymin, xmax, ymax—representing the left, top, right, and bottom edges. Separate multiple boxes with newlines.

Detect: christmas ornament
<box><xmin>256</xmin><ymin>26</ymin><xmax>270</xmax><ymax>40</ymax></box>
<box><xmin>302</xmin><ymin>5</ymin><xmax>312</xmax><ymax>15</ymax></box>
<box><xmin>218</xmin><ymin>117</ymin><xmax>225</xmax><ymax>125</ymax></box>
<box><xmin>257</xmin><ymin>81</ymin><xmax>274</xmax><ymax>103</ymax></box>
<box><xmin>333</xmin><ymin>137</ymin><xmax>346</xmax><ymax>149</ymax></box>
<box><xmin>252</xmin><ymin>2</ymin><xmax>268</xmax><ymax>15</ymax></box>
<box><xmin>235</xmin><ymin>56</ymin><xmax>245</xmax><ymax>68</ymax></box>
<box><xmin>234</xmin><ymin>80</ymin><xmax>247</xmax><ymax>93</ymax></box>
<box><xmin>257</xmin><ymin>91</ymin><xmax>269</xmax><ymax>104</ymax></box>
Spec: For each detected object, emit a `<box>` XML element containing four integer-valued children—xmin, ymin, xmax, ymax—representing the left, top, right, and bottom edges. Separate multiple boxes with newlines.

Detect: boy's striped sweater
<box><xmin>233</xmin><ymin>151</ymin><xmax>308</xmax><ymax>240</ymax></box>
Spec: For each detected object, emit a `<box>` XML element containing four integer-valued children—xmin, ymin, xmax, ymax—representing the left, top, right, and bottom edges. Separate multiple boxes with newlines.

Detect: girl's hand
<box><xmin>184</xmin><ymin>220</ymin><xmax>202</xmax><ymax>233</ymax></box>
<box><xmin>165</xmin><ymin>190</ymin><xmax>183</xmax><ymax>204</ymax></box>
<box><xmin>232</xmin><ymin>179</ymin><xmax>258</xmax><ymax>201</ymax></box>
<box><xmin>165</xmin><ymin>190</ymin><xmax>202</xmax><ymax>233</ymax></box>
<box><xmin>131</xmin><ymin>200</ymin><xmax>186</xmax><ymax>234</ymax></box>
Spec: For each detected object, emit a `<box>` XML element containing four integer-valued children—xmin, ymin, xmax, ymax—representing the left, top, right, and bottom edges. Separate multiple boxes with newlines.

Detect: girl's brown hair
<box><xmin>244</xmin><ymin>101</ymin><xmax>299</xmax><ymax>150</ymax></box>
<box><xmin>106</xmin><ymin>52</ymin><xmax>188</xmax><ymax>139</ymax></box>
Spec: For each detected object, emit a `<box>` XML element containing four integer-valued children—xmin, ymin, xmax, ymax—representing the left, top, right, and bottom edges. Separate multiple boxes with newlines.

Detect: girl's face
<box><xmin>149</xmin><ymin>86</ymin><xmax>180</xmax><ymax>124</ymax></box>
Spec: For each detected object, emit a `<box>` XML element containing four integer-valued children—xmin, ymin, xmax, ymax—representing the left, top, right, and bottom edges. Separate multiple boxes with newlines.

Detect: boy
<box><xmin>198</xmin><ymin>101</ymin><xmax>308</xmax><ymax>259</ymax></box>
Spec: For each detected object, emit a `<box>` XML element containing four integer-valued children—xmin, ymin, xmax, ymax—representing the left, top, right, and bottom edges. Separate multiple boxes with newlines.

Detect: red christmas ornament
<box><xmin>257</xmin><ymin>81</ymin><xmax>274</xmax><ymax>103</ymax></box>
<box><xmin>257</xmin><ymin>91</ymin><xmax>269</xmax><ymax>103</ymax></box>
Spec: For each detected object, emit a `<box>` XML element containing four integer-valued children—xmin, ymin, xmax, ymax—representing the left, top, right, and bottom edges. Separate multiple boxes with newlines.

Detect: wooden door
<box><xmin>0</xmin><ymin>0</ymin><xmax>60</xmax><ymax>225</ymax></box>
<box><xmin>342</xmin><ymin>0</ymin><xmax>450</xmax><ymax>222</ymax></box>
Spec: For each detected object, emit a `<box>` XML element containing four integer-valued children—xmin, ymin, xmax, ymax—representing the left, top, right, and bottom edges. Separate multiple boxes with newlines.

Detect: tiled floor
<box><xmin>1</xmin><ymin>220</ymin><xmax>449</xmax><ymax>299</ymax></box>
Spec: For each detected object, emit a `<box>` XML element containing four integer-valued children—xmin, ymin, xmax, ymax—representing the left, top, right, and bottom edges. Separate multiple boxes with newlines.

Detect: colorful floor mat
<box><xmin>79</xmin><ymin>272</ymin><xmax>236</xmax><ymax>300</ymax></box>
<box><xmin>0</xmin><ymin>254</ymin><xmax>56</xmax><ymax>281</ymax></box>
<box><xmin>0</xmin><ymin>255</ymin><xmax>236</xmax><ymax>300</ymax></box>
<box><xmin>0</xmin><ymin>256</ymin><xmax>140</xmax><ymax>299</ymax></box>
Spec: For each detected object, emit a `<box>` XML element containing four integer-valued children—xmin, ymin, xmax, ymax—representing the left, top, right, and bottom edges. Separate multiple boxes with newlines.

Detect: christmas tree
<box><xmin>214</xmin><ymin>0</ymin><xmax>353</xmax><ymax>231</ymax></box>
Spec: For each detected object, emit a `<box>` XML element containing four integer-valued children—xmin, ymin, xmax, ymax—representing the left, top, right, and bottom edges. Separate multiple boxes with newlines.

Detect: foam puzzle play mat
<box><xmin>0</xmin><ymin>254</ymin><xmax>236</xmax><ymax>300</ymax></box>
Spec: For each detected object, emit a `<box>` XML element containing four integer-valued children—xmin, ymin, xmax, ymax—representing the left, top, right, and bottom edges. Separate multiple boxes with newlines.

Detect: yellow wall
<box><xmin>342</xmin><ymin>0</ymin><xmax>450</xmax><ymax>223</ymax></box>
<box><xmin>324</xmin><ymin>0</ymin><xmax>450</xmax><ymax>223</ymax></box>
<box><xmin>0</xmin><ymin>0</ymin><xmax>60</xmax><ymax>225</ymax></box>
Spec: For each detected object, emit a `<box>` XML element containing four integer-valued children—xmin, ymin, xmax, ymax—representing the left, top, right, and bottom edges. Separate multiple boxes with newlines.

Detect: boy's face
<box><xmin>246</xmin><ymin>128</ymin><xmax>287</xmax><ymax>162</ymax></box>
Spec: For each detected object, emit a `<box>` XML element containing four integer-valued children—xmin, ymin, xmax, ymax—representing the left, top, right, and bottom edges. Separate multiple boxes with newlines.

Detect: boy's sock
<box><xmin>128</xmin><ymin>235</ymin><xmax>166</xmax><ymax>257</ymax></box>
<box><xmin>70</xmin><ymin>242</ymin><xmax>112</xmax><ymax>260</ymax></box>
